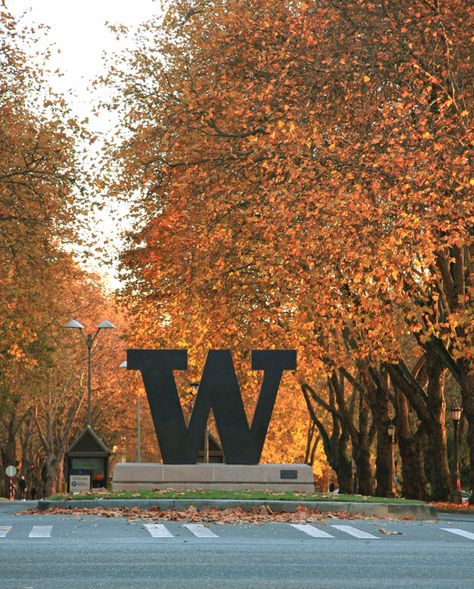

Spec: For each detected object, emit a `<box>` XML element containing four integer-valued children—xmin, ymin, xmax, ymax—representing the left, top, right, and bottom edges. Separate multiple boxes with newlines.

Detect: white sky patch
<box><xmin>8</xmin><ymin>0</ymin><xmax>162</xmax><ymax>121</ymax></box>
<box><xmin>7</xmin><ymin>1</ymin><xmax>165</xmax><ymax>289</ymax></box>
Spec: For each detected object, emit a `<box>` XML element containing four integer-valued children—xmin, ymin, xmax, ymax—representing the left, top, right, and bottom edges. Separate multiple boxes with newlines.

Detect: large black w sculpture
<box><xmin>127</xmin><ymin>349</ymin><xmax>296</xmax><ymax>464</ymax></box>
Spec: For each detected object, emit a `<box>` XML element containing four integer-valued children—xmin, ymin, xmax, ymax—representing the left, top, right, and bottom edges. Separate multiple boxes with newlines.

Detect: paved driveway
<box><xmin>0</xmin><ymin>504</ymin><xmax>472</xmax><ymax>588</ymax></box>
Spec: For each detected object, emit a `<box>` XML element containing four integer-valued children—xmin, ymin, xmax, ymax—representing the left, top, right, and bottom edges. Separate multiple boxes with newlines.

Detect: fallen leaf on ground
<box><xmin>18</xmin><ymin>504</ymin><xmax>409</xmax><ymax>524</ymax></box>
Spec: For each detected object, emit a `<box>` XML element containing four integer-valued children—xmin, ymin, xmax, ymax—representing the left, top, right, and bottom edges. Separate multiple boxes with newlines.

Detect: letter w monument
<box><xmin>113</xmin><ymin>349</ymin><xmax>314</xmax><ymax>491</ymax></box>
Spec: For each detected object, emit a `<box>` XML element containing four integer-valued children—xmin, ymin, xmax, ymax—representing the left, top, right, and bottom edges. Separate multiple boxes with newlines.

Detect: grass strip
<box><xmin>48</xmin><ymin>488</ymin><xmax>425</xmax><ymax>504</ymax></box>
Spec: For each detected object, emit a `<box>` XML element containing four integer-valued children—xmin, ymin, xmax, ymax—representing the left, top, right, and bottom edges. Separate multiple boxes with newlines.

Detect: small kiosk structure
<box><xmin>65</xmin><ymin>426</ymin><xmax>111</xmax><ymax>492</ymax></box>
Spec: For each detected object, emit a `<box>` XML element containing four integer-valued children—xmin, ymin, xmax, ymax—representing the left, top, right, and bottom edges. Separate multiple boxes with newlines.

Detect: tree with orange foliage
<box><xmin>0</xmin><ymin>8</ymin><xmax>80</xmax><ymax>492</ymax></box>
<box><xmin>103</xmin><ymin>0</ymin><xmax>472</xmax><ymax>499</ymax></box>
<box><xmin>0</xmin><ymin>9</ymin><xmax>133</xmax><ymax>496</ymax></box>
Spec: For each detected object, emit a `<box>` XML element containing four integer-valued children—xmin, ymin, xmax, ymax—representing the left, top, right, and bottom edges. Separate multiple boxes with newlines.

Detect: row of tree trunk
<box><xmin>0</xmin><ymin>378</ymin><xmax>86</xmax><ymax>499</ymax></box>
<box><xmin>302</xmin><ymin>339</ymin><xmax>468</xmax><ymax>502</ymax></box>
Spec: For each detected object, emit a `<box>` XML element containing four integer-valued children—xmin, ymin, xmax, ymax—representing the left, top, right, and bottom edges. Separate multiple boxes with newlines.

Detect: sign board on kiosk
<box><xmin>69</xmin><ymin>469</ymin><xmax>91</xmax><ymax>493</ymax></box>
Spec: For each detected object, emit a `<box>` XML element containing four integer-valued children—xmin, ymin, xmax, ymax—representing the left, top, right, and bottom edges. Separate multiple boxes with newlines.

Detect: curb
<box><xmin>37</xmin><ymin>499</ymin><xmax>437</xmax><ymax>520</ymax></box>
<box><xmin>0</xmin><ymin>500</ymin><xmax>37</xmax><ymax>505</ymax></box>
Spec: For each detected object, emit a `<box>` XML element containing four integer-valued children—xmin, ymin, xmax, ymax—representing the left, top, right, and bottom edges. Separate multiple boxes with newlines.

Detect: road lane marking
<box><xmin>441</xmin><ymin>528</ymin><xmax>474</xmax><ymax>541</ymax></box>
<box><xmin>29</xmin><ymin>526</ymin><xmax>52</xmax><ymax>538</ymax></box>
<box><xmin>183</xmin><ymin>524</ymin><xmax>218</xmax><ymax>538</ymax></box>
<box><xmin>290</xmin><ymin>524</ymin><xmax>334</xmax><ymax>538</ymax></box>
<box><xmin>0</xmin><ymin>526</ymin><xmax>12</xmax><ymax>538</ymax></box>
<box><xmin>144</xmin><ymin>524</ymin><xmax>174</xmax><ymax>538</ymax></box>
<box><xmin>331</xmin><ymin>525</ymin><xmax>379</xmax><ymax>539</ymax></box>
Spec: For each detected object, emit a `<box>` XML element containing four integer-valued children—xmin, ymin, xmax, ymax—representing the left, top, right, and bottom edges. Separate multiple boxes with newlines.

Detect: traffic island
<box><xmin>35</xmin><ymin>493</ymin><xmax>437</xmax><ymax>521</ymax></box>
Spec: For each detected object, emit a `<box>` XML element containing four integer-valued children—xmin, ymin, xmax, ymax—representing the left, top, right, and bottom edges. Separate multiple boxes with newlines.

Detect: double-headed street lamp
<box><xmin>65</xmin><ymin>319</ymin><xmax>116</xmax><ymax>426</ymax></box>
<box><xmin>450</xmin><ymin>404</ymin><xmax>462</xmax><ymax>504</ymax></box>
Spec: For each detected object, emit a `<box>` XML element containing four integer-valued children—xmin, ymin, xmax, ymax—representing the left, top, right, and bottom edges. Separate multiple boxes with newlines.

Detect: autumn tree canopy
<box><xmin>1</xmin><ymin>0</ymin><xmax>471</xmax><ymax>500</ymax></box>
<box><xmin>102</xmin><ymin>0</ymin><xmax>473</xmax><ymax>498</ymax></box>
<box><xmin>0</xmin><ymin>8</ymin><xmax>133</xmax><ymax>496</ymax></box>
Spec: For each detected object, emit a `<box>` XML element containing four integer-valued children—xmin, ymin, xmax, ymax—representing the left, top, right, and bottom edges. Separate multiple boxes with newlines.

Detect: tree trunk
<box><xmin>386</xmin><ymin>351</ymin><xmax>450</xmax><ymax>501</ymax></box>
<box><xmin>41</xmin><ymin>455</ymin><xmax>58</xmax><ymax>498</ymax></box>
<box><xmin>395</xmin><ymin>391</ymin><xmax>429</xmax><ymax>499</ymax></box>
<box><xmin>56</xmin><ymin>456</ymin><xmax>65</xmax><ymax>493</ymax></box>
<box><xmin>301</xmin><ymin>382</ymin><xmax>352</xmax><ymax>493</ymax></box>
<box><xmin>425</xmin><ymin>344</ymin><xmax>451</xmax><ymax>501</ymax></box>
<box><xmin>321</xmin><ymin>424</ymin><xmax>352</xmax><ymax>494</ymax></box>
<box><xmin>304</xmin><ymin>420</ymin><xmax>319</xmax><ymax>467</ymax></box>
<box><xmin>366</xmin><ymin>369</ymin><xmax>393</xmax><ymax>497</ymax></box>
<box><xmin>458</xmin><ymin>359</ymin><xmax>474</xmax><ymax>504</ymax></box>
<box><xmin>375</xmin><ymin>427</ymin><xmax>393</xmax><ymax>497</ymax></box>
<box><xmin>355</xmin><ymin>393</ymin><xmax>374</xmax><ymax>496</ymax></box>
<box><xmin>335</xmin><ymin>431</ymin><xmax>353</xmax><ymax>493</ymax></box>
<box><xmin>1</xmin><ymin>415</ymin><xmax>17</xmax><ymax>497</ymax></box>
<box><xmin>328</xmin><ymin>369</ymin><xmax>375</xmax><ymax>495</ymax></box>
<box><xmin>19</xmin><ymin>413</ymin><xmax>37</xmax><ymax>498</ymax></box>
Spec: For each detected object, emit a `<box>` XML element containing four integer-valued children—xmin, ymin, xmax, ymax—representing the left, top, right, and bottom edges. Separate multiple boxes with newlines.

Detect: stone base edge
<box><xmin>112</xmin><ymin>463</ymin><xmax>314</xmax><ymax>493</ymax></box>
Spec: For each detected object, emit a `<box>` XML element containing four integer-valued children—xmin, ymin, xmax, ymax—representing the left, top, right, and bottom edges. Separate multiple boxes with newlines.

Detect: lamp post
<box><xmin>120</xmin><ymin>360</ymin><xmax>141</xmax><ymax>463</ymax></box>
<box><xmin>65</xmin><ymin>319</ymin><xmax>115</xmax><ymax>426</ymax></box>
<box><xmin>387</xmin><ymin>423</ymin><xmax>396</xmax><ymax>498</ymax></box>
<box><xmin>190</xmin><ymin>382</ymin><xmax>209</xmax><ymax>463</ymax></box>
<box><xmin>450</xmin><ymin>404</ymin><xmax>462</xmax><ymax>504</ymax></box>
<box><xmin>351</xmin><ymin>459</ymin><xmax>357</xmax><ymax>494</ymax></box>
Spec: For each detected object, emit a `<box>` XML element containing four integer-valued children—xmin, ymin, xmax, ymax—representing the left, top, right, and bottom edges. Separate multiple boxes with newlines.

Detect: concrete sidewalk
<box><xmin>36</xmin><ymin>498</ymin><xmax>437</xmax><ymax>520</ymax></box>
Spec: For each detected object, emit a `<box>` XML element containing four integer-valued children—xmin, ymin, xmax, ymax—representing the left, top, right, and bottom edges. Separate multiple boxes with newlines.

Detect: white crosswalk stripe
<box><xmin>0</xmin><ymin>521</ymin><xmax>471</xmax><ymax>543</ymax></box>
<box><xmin>144</xmin><ymin>524</ymin><xmax>174</xmax><ymax>538</ymax></box>
<box><xmin>183</xmin><ymin>524</ymin><xmax>218</xmax><ymax>538</ymax></box>
<box><xmin>29</xmin><ymin>526</ymin><xmax>52</xmax><ymax>538</ymax></box>
<box><xmin>0</xmin><ymin>526</ymin><xmax>12</xmax><ymax>538</ymax></box>
<box><xmin>290</xmin><ymin>524</ymin><xmax>334</xmax><ymax>538</ymax></box>
<box><xmin>441</xmin><ymin>528</ymin><xmax>474</xmax><ymax>541</ymax></box>
<box><xmin>330</xmin><ymin>525</ymin><xmax>379</xmax><ymax>539</ymax></box>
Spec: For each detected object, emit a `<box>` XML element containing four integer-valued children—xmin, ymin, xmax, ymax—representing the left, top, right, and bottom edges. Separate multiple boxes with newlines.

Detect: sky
<box><xmin>7</xmin><ymin>0</ymin><xmax>166</xmax><ymax>288</ymax></box>
<box><xmin>9</xmin><ymin>0</ymin><xmax>163</xmax><ymax>121</ymax></box>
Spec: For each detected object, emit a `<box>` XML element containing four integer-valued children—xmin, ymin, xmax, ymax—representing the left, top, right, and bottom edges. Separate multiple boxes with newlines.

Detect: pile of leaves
<box><xmin>20</xmin><ymin>504</ymin><xmax>411</xmax><ymax>524</ymax></box>
<box><xmin>430</xmin><ymin>502</ymin><xmax>474</xmax><ymax>513</ymax></box>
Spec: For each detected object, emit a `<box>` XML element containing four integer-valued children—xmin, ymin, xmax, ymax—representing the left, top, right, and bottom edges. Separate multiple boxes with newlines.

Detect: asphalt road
<box><xmin>0</xmin><ymin>503</ymin><xmax>473</xmax><ymax>589</ymax></box>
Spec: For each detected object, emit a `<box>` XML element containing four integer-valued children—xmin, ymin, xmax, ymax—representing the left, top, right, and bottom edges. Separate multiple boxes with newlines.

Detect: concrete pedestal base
<box><xmin>112</xmin><ymin>463</ymin><xmax>314</xmax><ymax>492</ymax></box>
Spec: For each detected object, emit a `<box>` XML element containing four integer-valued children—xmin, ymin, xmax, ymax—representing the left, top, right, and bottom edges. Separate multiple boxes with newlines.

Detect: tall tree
<box><xmin>103</xmin><ymin>0</ymin><xmax>472</xmax><ymax>494</ymax></box>
<box><xmin>0</xmin><ymin>9</ymin><xmax>131</xmax><ymax>496</ymax></box>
